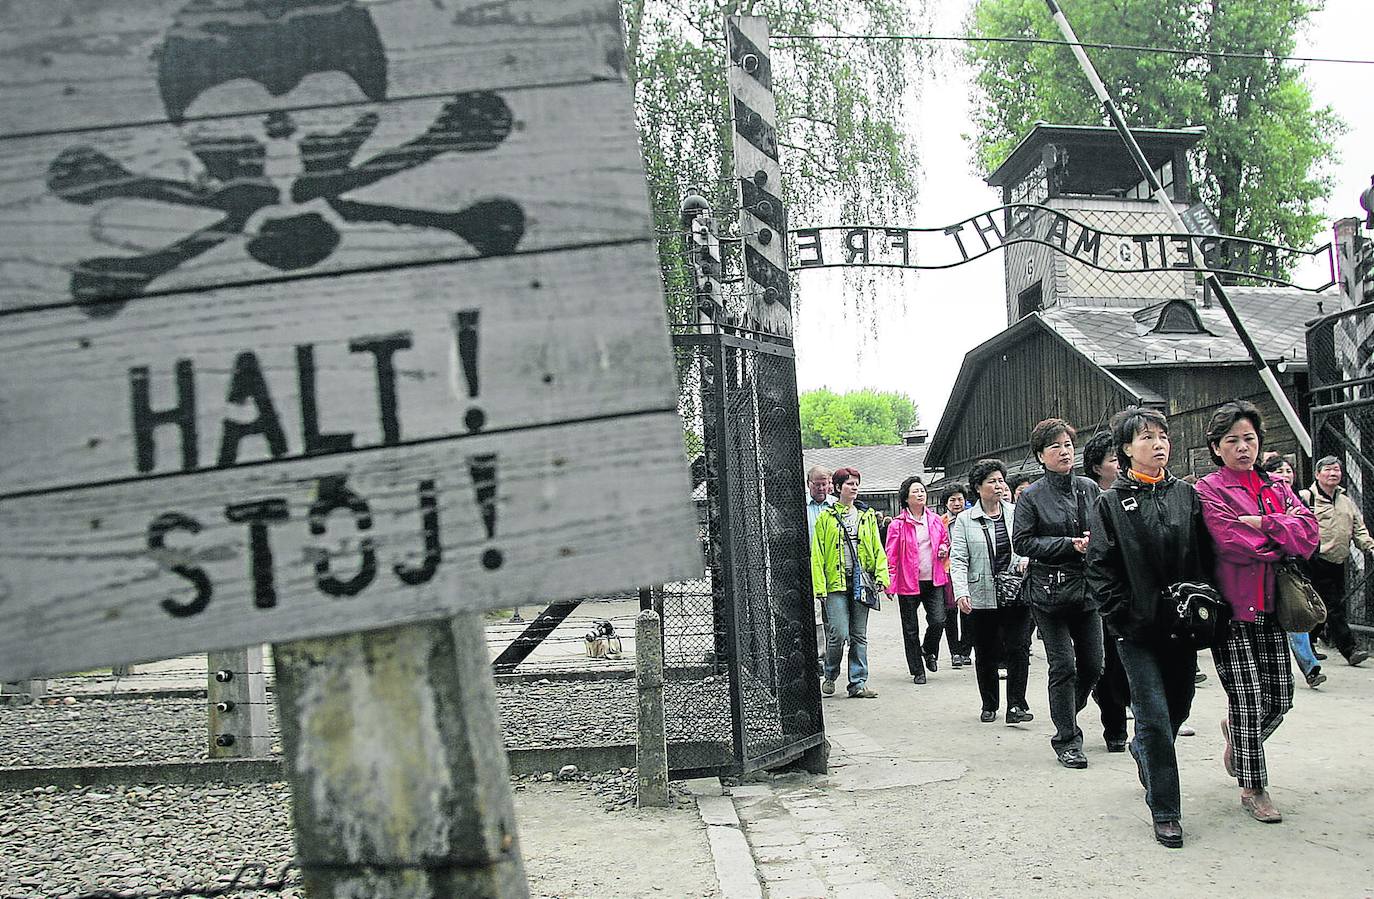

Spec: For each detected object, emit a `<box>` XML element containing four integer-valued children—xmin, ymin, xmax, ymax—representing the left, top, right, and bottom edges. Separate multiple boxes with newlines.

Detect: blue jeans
<box><xmin>1287</xmin><ymin>630</ymin><xmax>1319</xmax><ymax>675</ymax></box>
<box><xmin>1116</xmin><ymin>637</ymin><xmax>1197</xmax><ymax>822</ymax></box>
<box><xmin>823</xmin><ymin>591</ymin><xmax>870</xmax><ymax>693</ymax></box>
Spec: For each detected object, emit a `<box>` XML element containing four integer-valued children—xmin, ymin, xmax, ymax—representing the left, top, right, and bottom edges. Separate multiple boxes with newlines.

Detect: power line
<box><xmin>766</xmin><ymin>32</ymin><xmax>1374</xmax><ymax>67</ymax></box>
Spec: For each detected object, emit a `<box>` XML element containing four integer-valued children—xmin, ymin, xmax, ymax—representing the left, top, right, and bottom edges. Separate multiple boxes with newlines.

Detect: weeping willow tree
<box><xmin>623</xmin><ymin>1</ymin><xmax>931</xmax><ymax>324</ymax></box>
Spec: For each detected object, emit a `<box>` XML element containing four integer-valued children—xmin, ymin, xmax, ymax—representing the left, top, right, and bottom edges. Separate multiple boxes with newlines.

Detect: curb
<box><xmin>687</xmin><ymin>779</ymin><xmax>763</xmax><ymax>899</ymax></box>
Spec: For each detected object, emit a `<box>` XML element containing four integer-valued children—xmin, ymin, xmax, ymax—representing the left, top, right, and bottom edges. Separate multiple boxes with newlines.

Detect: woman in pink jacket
<box><xmin>1196</xmin><ymin>401</ymin><xmax>1318</xmax><ymax>824</ymax></box>
<box><xmin>886</xmin><ymin>476</ymin><xmax>951</xmax><ymax>684</ymax></box>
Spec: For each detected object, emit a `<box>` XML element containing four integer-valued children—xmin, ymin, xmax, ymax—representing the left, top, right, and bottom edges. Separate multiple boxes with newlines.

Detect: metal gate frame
<box><xmin>669</xmin><ymin>330</ymin><xmax>825</xmax><ymax>778</ymax></box>
<box><xmin>1306</xmin><ymin>304</ymin><xmax>1374</xmax><ymax>634</ymax></box>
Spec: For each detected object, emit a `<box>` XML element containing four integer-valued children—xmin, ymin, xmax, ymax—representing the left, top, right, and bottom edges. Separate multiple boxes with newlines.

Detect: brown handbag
<box><xmin>1274</xmin><ymin>562</ymin><xmax>1327</xmax><ymax>632</ymax></box>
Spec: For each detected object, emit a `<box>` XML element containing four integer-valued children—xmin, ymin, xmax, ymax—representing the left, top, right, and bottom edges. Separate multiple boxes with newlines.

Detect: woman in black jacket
<box><xmin>1011</xmin><ymin>418</ymin><xmax>1103</xmax><ymax>770</ymax></box>
<box><xmin>1086</xmin><ymin>407</ymin><xmax>1214</xmax><ymax>849</ymax></box>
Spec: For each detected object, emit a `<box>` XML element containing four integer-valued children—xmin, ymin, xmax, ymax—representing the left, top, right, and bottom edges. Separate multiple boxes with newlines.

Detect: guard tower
<box><xmin>986</xmin><ymin>123</ymin><xmax>1206</xmax><ymax>325</ymax></box>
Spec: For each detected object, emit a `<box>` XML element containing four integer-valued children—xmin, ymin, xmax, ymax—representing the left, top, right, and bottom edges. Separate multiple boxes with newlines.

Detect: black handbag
<box><xmin>1161</xmin><ymin>581</ymin><xmax>1231</xmax><ymax>650</ymax></box>
<box><xmin>979</xmin><ymin>516</ymin><xmax>1025</xmax><ymax>607</ymax></box>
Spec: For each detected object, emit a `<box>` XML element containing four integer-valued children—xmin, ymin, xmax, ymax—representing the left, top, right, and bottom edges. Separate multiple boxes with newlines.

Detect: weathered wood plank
<box><xmin>0</xmin><ymin>0</ymin><xmax>624</xmax><ymax>135</ymax></box>
<box><xmin>0</xmin><ymin>242</ymin><xmax>674</xmax><ymax>494</ymax></box>
<box><xmin>0</xmin><ymin>412</ymin><xmax>703</xmax><ymax>681</ymax></box>
<box><xmin>0</xmin><ymin>80</ymin><xmax>649</xmax><ymax>311</ymax></box>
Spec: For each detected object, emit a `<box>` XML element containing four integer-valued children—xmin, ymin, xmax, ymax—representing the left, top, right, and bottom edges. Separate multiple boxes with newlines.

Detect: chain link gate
<box><xmin>1306</xmin><ymin>303</ymin><xmax>1374</xmax><ymax>634</ymax></box>
<box><xmin>663</xmin><ymin>330</ymin><xmax>825</xmax><ymax>779</ymax></box>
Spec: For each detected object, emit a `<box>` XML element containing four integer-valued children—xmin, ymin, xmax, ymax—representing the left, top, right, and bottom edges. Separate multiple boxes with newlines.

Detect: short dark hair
<box><xmin>1259</xmin><ymin>455</ymin><xmax>1290</xmax><ymax>475</ymax></box>
<box><xmin>897</xmin><ymin>476</ymin><xmax>926</xmax><ymax>506</ymax></box>
<box><xmin>1082</xmin><ymin>431</ymin><xmax>1115</xmax><ymax>480</ymax></box>
<box><xmin>968</xmin><ymin>459</ymin><xmax>1007</xmax><ymax>495</ymax></box>
<box><xmin>1029</xmin><ymin>418</ymin><xmax>1077</xmax><ymax>459</ymax></box>
<box><xmin>941</xmin><ymin>487</ymin><xmax>965</xmax><ymax>506</ymax></box>
<box><xmin>1008</xmin><ymin>474</ymin><xmax>1034</xmax><ymax>492</ymax></box>
<box><xmin>1109</xmin><ymin>407</ymin><xmax>1170</xmax><ymax>471</ymax></box>
<box><xmin>1205</xmin><ymin>400</ymin><xmax>1264</xmax><ymax>467</ymax></box>
<box><xmin>832</xmin><ymin>467</ymin><xmax>861</xmax><ymax>489</ymax></box>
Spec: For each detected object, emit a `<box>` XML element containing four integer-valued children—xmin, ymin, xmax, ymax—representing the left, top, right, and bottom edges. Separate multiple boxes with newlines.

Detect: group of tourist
<box><xmin>809</xmin><ymin>399</ymin><xmax>1372</xmax><ymax>849</ymax></box>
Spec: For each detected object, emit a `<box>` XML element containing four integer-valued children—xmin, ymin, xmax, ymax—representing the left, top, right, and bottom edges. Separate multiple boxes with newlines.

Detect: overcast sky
<box><xmin>790</xmin><ymin>0</ymin><xmax>1374</xmax><ymax>434</ymax></box>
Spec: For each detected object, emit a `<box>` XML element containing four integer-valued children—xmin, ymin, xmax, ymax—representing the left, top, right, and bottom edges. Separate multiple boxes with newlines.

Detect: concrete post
<box><xmin>272</xmin><ymin>615</ymin><xmax>528</xmax><ymax>898</ymax></box>
<box><xmin>636</xmin><ymin>609</ymin><xmax>669</xmax><ymax>807</ymax></box>
<box><xmin>207</xmin><ymin>647</ymin><xmax>271</xmax><ymax>758</ymax></box>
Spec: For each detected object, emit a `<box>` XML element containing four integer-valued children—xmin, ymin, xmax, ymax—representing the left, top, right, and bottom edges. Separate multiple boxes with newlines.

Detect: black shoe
<box><xmin>980</xmin><ymin>709</ymin><xmax>997</xmax><ymax>723</ymax></box>
<box><xmin>1153</xmin><ymin>820</ymin><xmax>1183</xmax><ymax>849</ymax></box>
<box><xmin>1057</xmin><ymin>748</ymin><xmax>1088</xmax><ymax>769</ymax></box>
<box><xmin>1314</xmin><ymin>650</ymin><xmax>1328</xmax><ymax>661</ymax></box>
<box><xmin>913</xmin><ymin>671</ymin><xmax>927</xmax><ymax>685</ymax></box>
<box><xmin>1194</xmin><ymin>671</ymin><xmax>1207</xmax><ymax>685</ymax></box>
<box><xmin>1305</xmin><ymin>667</ymin><xmax>1327</xmax><ymax>688</ymax></box>
<box><xmin>1006</xmin><ymin>707</ymin><xmax>1034</xmax><ymax>724</ymax></box>
<box><xmin>924</xmin><ymin>653</ymin><xmax>938</xmax><ymax>673</ymax></box>
<box><xmin>1106</xmin><ymin>739</ymin><xmax>1128</xmax><ymax>753</ymax></box>
<box><xmin>1348</xmin><ymin>649</ymin><xmax>1369</xmax><ymax>667</ymax></box>
<box><xmin>951</xmin><ymin>655</ymin><xmax>964</xmax><ymax>669</ymax></box>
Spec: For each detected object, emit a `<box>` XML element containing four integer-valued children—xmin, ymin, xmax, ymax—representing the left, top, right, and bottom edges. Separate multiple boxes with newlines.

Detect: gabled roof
<box><xmin>803</xmin><ymin>443</ymin><xmax>930</xmax><ymax>494</ymax></box>
<box><xmin>925</xmin><ymin>314</ymin><xmax>1147</xmax><ymax>465</ymax></box>
<box><xmin>1044</xmin><ymin>286</ymin><xmax>1325</xmax><ymax>368</ymax></box>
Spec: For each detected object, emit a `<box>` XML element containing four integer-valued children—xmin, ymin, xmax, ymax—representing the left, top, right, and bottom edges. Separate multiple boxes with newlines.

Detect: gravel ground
<box><xmin>0</xmin><ymin>677</ymin><xmax>740</xmax><ymax>768</ymax></box>
<box><xmin>0</xmin><ymin>770</ymin><xmax>697</xmax><ymax>899</ymax></box>
<box><xmin>0</xmin><ymin>782</ymin><xmax>299</xmax><ymax>899</ymax></box>
<box><xmin>0</xmin><ymin>698</ymin><xmax>265</xmax><ymax>769</ymax></box>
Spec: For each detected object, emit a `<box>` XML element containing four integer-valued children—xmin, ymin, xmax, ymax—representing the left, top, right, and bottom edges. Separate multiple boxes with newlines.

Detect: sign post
<box><xmin>726</xmin><ymin>14</ymin><xmax>793</xmax><ymax>338</ymax></box>
<box><xmin>0</xmin><ymin>1</ymin><xmax>700</xmax><ymax>894</ymax></box>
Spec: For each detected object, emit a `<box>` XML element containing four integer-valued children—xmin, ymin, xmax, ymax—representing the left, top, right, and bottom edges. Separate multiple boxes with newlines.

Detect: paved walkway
<box><xmin>698</xmin><ymin>607</ymin><xmax>1374</xmax><ymax>898</ymax></box>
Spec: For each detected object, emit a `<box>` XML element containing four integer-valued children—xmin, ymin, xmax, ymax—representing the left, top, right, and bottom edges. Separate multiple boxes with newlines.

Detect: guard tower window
<box><xmin>1017</xmin><ymin>282</ymin><xmax>1044</xmax><ymax>319</ymax></box>
<box><xmin>1127</xmin><ymin>159</ymin><xmax>1175</xmax><ymax>200</ymax></box>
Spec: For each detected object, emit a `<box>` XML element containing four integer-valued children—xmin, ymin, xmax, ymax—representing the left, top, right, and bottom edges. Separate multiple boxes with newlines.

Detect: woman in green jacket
<box><xmin>812</xmin><ymin>467</ymin><xmax>889</xmax><ymax>698</ymax></box>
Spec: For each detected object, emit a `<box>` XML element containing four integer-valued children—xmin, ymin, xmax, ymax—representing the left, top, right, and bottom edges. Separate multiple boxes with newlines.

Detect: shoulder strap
<box><xmin>836</xmin><ymin>517</ymin><xmax>876</xmax><ymax>588</ymax></box>
<box><xmin>977</xmin><ymin>515</ymin><xmax>996</xmax><ymax>561</ymax></box>
<box><xmin>978</xmin><ymin>510</ymin><xmax>1011</xmax><ymax>573</ymax></box>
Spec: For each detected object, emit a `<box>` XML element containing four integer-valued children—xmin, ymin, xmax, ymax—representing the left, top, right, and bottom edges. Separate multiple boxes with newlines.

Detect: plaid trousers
<box><xmin>1211</xmin><ymin>612</ymin><xmax>1294</xmax><ymax>789</ymax></box>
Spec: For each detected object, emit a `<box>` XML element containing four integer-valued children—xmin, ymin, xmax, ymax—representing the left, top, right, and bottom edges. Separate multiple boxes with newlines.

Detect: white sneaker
<box><xmin>1177</xmin><ymin>723</ymin><xmax>1196</xmax><ymax>737</ymax></box>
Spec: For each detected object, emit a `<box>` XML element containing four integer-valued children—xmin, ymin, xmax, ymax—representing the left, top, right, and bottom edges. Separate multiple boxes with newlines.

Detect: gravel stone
<box><xmin>0</xmin><ymin>676</ymin><xmax>730</xmax><ymax>767</ymax></box>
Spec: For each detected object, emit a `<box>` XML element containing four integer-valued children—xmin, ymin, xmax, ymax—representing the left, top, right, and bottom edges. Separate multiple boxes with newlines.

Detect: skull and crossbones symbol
<box><xmin>47</xmin><ymin>0</ymin><xmax>525</xmax><ymax>317</ymax></box>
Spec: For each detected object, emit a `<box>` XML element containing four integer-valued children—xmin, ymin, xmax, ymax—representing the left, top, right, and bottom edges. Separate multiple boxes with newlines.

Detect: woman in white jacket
<box><xmin>950</xmin><ymin>459</ymin><xmax>1032</xmax><ymax>724</ymax></box>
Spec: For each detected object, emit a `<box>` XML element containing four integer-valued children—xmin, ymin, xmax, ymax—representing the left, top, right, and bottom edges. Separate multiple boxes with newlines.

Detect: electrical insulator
<box><xmin>215</xmin><ymin>734</ymin><xmax>236</xmax><ymax>747</ymax></box>
<box><xmin>214</xmin><ymin>670</ymin><xmax>233</xmax><ymax>683</ymax></box>
<box><xmin>215</xmin><ymin>701</ymin><xmax>235</xmax><ymax>713</ymax></box>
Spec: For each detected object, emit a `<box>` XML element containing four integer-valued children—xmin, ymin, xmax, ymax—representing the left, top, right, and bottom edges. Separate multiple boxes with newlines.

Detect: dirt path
<box><xmin>517</xmin><ymin>782</ymin><xmax>718</xmax><ymax>898</ymax></box>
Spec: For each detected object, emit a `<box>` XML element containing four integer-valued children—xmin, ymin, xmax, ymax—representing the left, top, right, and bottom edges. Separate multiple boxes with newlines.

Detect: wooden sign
<box><xmin>0</xmin><ymin>0</ymin><xmax>700</xmax><ymax>681</ymax></box>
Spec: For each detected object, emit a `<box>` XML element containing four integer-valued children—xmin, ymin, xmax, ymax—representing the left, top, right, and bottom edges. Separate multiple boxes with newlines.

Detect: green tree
<box><xmin>965</xmin><ymin>0</ymin><xmax>1342</xmax><ymax>249</ymax></box>
<box><xmin>623</xmin><ymin>0</ymin><xmax>929</xmax><ymax>322</ymax></box>
<box><xmin>799</xmin><ymin>389</ymin><xmax>918</xmax><ymax>448</ymax></box>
